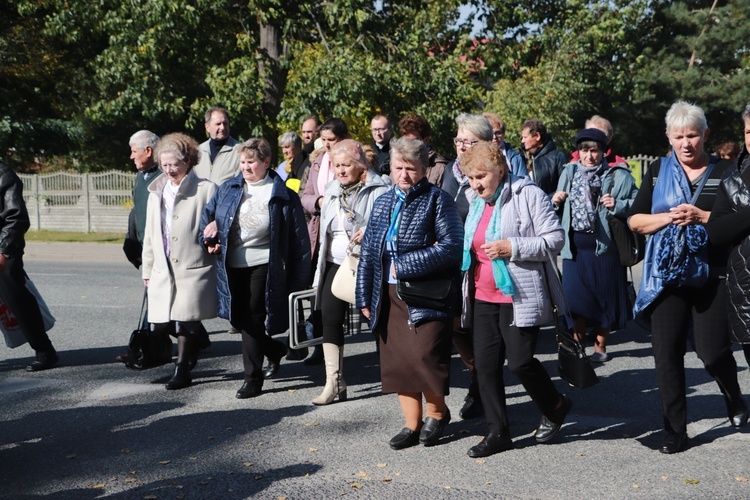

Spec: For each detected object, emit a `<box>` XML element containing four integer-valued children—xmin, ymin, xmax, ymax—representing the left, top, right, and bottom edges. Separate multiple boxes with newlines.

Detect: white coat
<box><xmin>142</xmin><ymin>170</ymin><xmax>218</xmax><ymax>323</ymax></box>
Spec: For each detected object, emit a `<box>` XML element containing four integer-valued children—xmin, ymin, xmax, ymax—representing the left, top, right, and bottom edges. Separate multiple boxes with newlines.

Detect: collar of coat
<box><xmin>225</xmin><ymin>168</ymin><xmax>292</xmax><ymax>201</ymax></box>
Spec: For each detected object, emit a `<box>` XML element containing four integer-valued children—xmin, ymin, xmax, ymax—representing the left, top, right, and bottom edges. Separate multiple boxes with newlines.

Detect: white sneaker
<box><xmin>590</xmin><ymin>351</ymin><xmax>608</xmax><ymax>363</ymax></box>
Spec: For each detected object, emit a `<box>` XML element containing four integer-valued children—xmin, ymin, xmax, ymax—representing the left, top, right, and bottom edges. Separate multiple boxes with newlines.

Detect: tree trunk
<box><xmin>258</xmin><ymin>22</ymin><xmax>286</xmax><ymax>165</ymax></box>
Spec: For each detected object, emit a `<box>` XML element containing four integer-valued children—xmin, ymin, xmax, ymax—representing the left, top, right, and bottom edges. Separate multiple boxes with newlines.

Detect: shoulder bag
<box><xmin>331</xmin><ymin>242</ymin><xmax>360</xmax><ymax>305</ymax></box>
<box><xmin>125</xmin><ymin>290</ymin><xmax>173</xmax><ymax>370</ymax></box>
<box><xmin>543</xmin><ymin>249</ymin><xmax>599</xmax><ymax>389</ymax></box>
<box><xmin>396</xmin><ymin>275</ymin><xmax>454</xmax><ymax>310</ymax></box>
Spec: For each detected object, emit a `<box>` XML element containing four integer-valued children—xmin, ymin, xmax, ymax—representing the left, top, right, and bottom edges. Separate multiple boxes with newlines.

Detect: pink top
<box><xmin>472</xmin><ymin>203</ymin><xmax>513</xmax><ymax>304</ymax></box>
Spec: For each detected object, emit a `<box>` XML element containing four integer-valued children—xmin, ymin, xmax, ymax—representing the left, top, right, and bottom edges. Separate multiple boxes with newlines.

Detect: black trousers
<box><xmin>473</xmin><ymin>301</ymin><xmax>560</xmax><ymax>435</ymax></box>
<box><xmin>320</xmin><ymin>262</ymin><xmax>347</xmax><ymax>346</ymax></box>
<box><xmin>227</xmin><ymin>265</ymin><xmax>283</xmax><ymax>383</ymax></box>
<box><xmin>650</xmin><ymin>279</ymin><xmax>741</xmax><ymax>434</ymax></box>
<box><xmin>0</xmin><ymin>257</ymin><xmax>53</xmax><ymax>353</ymax></box>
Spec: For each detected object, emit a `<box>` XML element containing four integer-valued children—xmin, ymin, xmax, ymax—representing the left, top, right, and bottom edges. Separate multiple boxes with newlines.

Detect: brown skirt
<box><xmin>377</xmin><ymin>284</ymin><xmax>452</xmax><ymax>395</ymax></box>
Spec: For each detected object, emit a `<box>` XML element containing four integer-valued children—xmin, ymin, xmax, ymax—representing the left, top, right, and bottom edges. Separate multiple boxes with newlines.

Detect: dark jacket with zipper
<box><xmin>200</xmin><ymin>170</ymin><xmax>311</xmax><ymax>335</ymax></box>
<box><xmin>356</xmin><ymin>179</ymin><xmax>463</xmax><ymax>331</ymax></box>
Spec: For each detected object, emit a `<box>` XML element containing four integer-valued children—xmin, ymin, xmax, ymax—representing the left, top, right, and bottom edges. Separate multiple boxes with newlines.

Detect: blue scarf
<box><xmin>634</xmin><ymin>153</ymin><xmax>712</xmax><ymax>322</ymax></box>
<box><xmin>461</xmin><ymin>178</ymin><xmax>516</xmax><ymax>296</ymax></box>
<box><xmin>385</xmin><ymin>187</ymin><xmax>407</xmax><ymax>256</ymax></box>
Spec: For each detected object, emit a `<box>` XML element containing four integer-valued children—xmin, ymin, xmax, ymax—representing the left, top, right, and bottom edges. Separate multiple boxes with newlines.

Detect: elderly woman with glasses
<box><xmin>142</xmin><ymin>133</ymin><xmax>217</xmax><ymax>390</ymax></box>
<box><xmin>357</xmin><ymin>137</ymin><xmax>463</xmax><ymax>450</ymax></box>
<box><xmin>439</xmin><ymin>113</ymin><xmax>494</xmax><ymax>421</ymax></box>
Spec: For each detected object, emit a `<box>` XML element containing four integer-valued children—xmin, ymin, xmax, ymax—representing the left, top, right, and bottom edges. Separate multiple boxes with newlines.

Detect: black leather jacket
<box><xmin>0</xmin><ymin>162</ymin><xmax>31</xmax><ymax>258</ymax></box>
<box><xmin>708</xmin><ymin>161</ymin><xmax>750</xmax><ymax>343</ymax></box>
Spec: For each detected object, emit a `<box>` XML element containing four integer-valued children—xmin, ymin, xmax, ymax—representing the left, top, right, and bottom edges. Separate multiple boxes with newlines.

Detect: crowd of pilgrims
<box><xmin>30</xmin><ymin>102</ymin><xmax>750</xmax><ymax>458</ymax></box>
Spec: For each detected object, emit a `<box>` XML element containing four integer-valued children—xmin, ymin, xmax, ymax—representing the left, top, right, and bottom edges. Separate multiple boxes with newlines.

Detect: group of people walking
<box><xmin>8</xmin><ymin>101</ymin><xmax>750</xmax><ymax>459</ymax></box>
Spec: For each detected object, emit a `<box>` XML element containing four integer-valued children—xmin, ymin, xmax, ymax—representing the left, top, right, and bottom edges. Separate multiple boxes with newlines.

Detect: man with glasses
<box><xmin>519</xmin><ymin>118</ymin><xmax>567</xmax><ymax>196</ymax></box>
<box><xmin>370</xmin><ymin>114</ymin><xmax>392</xmax><ymax>175</ymax></box>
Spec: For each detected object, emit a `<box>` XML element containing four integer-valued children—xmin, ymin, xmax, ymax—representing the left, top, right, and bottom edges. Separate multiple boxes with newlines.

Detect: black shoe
<box><xmin>419</xmin><ymin>409</ymin><xmax>451</xmax><ymax>446</ymax></box>
<box><xmin>729</xmin><ymin>399</ymin><xmax>748</xmax><ymax>429</ymax></box>
<box><xmin>165</xmin><ymin>363</ymin><xmax>192</xmax><ymax>390</ymax></box>
<box><xmin>389</xmin><ymin>427</ymin><xmax>421</xmax><ymax>450</ymax></box>
<box><xmin>236</xmin><ymin>381</ymin><xmax>263</xmax><ymax>399</ymax></box>
<box><xmin>534</xmin><ymin>395</ymin><xmax>572</xmax><ymax>443</ymax></box>
<box><xmin>659</xmin><ymin>432</ymin><xmax>688</xmax><ymax>454</ymax></box>
<box><xmin>262</xmin><ymin>342</ymin><xmax>287</xmax><ymax>379</ymax></box>
<box><xmin>304</xmin><ymin>344</ymin><xmax>324</xmax><ymax>365</ymax></box>
<box><xmin>460</xmin><ymin>395</ymin><xmax>483</xmax><ymax>420</ymax></box>
<box><xmin>286</xmin><ymin>347</ymin><xmax>309</xmax><ymax>361</ymax></box>
<box><xmin>467</xmin><ymin>433</ymin><xmax>514</xmax><ymax>458</ymax></box>
<box><xmin>26</xmin><ymin>351</ymin><xmax>59</xmax><ymax>372</ymax></box>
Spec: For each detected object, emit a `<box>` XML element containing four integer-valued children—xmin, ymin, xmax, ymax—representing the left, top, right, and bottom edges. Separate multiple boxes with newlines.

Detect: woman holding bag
<box><xmin>311</xmin><ymin>140</ymin><xmax>388</xmax><ymax>405</ymax></box>
<box><xmin>552</xmin><ymin>128</ymin><xmax>638</xmax><ymax>362</ymax></box>
<box><xmin>460</xmin><ymin>142</ymin><xmax>570</xmax><ymax>457</ymax></box>
<box><xmin>629</xmin><ymin>101</ymin><xmax>747</xmax><ymax>454</ymax></box>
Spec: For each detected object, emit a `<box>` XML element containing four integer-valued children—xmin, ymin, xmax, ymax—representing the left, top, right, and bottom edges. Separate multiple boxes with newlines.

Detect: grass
<box><xmin>26</xmin><ymin>230</ymin><xmax>124</xmax><ymax>243</ymax></box>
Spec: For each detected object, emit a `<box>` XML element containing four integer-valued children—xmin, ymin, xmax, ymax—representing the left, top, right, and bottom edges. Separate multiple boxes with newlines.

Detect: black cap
<box><xmin>574</xmin><ymin>128</ymin><xmax>608</xmax><ymax>147</ymax></box>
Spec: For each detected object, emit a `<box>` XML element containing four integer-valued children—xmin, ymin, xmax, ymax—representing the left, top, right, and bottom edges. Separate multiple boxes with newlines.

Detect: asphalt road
<box><xmin>1</xmin><ymin>242</ymin><xmax>749</xmax><ymax>499</ymax></box>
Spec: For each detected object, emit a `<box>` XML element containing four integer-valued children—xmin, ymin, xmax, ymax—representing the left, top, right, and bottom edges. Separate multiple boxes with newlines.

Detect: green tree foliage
<box><xmin>2</xmin><ymin>0</ymin><xmax>749</xmax><ymax>170</ymax></box>
<box><xmin>631</xmin><ymin>0</ymin><xmax>750</xmax><ymax>154</ymax></box>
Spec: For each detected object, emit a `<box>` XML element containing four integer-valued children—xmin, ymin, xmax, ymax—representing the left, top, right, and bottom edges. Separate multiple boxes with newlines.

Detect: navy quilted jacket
<box><xmin>356</xmin><ymin>179</ymin><xmax>463</xmax><ymax>330</ymax></box>
<box><xmin>200</xmin><ymin>170</ymin><xmax>311</xmax><ymax>335</ymax></box>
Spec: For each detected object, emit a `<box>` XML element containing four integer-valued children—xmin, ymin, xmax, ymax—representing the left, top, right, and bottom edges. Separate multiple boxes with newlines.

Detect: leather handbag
<box><xmin>607</xmin><ymin>213</ymin><xmax>645</xmax><ymax>267</ymax></box>
<box><xmin>125</xmin><ymin>290</ymin><xmax>173</xmax><ymax>370</ymax></box>
<box><xmin>396</xmin><ymin>275</ymin><xmax>453</xmax><ymax>310</ymax></box>
<box><xmin>331</xmin><ymin>243</ymin><xmax>360</xmax><ymax>305</ymax></box>
<box><xmin>543</xmin><ymin>249</ymin><xmax>599</xmax><ymax>389</ymax></box>
<box><xmin>555</xmin><ymin>319</ymin><xmax>599</xmax><ymax>389</ymax></box>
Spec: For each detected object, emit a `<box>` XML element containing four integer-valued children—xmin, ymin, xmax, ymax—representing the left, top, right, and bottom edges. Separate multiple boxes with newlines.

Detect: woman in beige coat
<box><xmin>142</xmin><ymin>132</ymin><xmax>217</xmax><ymax>390</ymax></box>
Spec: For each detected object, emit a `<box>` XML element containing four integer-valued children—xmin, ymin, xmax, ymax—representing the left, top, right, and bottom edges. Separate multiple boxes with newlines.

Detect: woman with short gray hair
<box><xmin>277</xmin><ymin>132</ymin><xmax>310</xmax><ymax>192</ymax></box>
<box><xmin>357</xmin><ymin>137</ymin><xmax>463</xmax><ymax>450</ymax></box>
<box><xmin>629</xmin><ymin>101</ymin><xmax>747</xmax><ymax>453</ymax></box>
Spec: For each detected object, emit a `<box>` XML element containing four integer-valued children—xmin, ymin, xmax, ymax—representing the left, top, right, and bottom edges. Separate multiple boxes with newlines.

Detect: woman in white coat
<box><xmin>311</xmin><ymin>139</ymin><xmax>389</xmax><ymax>405</ymax></box>
<box><xmin>142</xmin><ymin>132</ymin><xmax>217</xmax><ymax>390</ymax></box>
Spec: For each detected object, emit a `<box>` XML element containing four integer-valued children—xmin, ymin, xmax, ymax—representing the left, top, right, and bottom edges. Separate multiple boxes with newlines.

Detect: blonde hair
<box><xmin>461</xmin><ymin>141</ymin><xmax>508</xmax><ymax>176</ymax></box>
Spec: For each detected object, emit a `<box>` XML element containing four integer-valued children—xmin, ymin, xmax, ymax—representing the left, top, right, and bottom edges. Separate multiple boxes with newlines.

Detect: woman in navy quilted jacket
<box><xmin>356</xmin><ymin>137</ymin><xmax>463</xmax><ymax>450</ymax></box>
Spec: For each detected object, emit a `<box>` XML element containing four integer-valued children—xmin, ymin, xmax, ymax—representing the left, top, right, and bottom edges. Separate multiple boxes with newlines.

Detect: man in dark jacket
<box><xmin>370</xmin><ymin>114</ymin><xmax>392</xmax><ymax>175</ymax></box>
<box><xmin>0</xmin><ymin>161</ymin><xmax>59</xmax><ymax>371</ymax></box>
<box><xmin>520</xmin><ymin>118</ymin><xmax>568</xmax><ymax>195</ymax></box>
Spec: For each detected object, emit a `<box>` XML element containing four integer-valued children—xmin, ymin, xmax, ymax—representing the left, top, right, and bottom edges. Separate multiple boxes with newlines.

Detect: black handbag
<box><xmin>125</xmin><ymin>291</ymin><xmax>173</xmax><ymax>370</ymax></box>
<box><xmin>543</xmin><ymin>249</ymin><xmax>599</xmax><ymax>389</ymax></box>
<box><xmin>555</xmin><ymin>319</ymin><xmax>600</xmax><ymax>389</ymax></box>
<box><xmin>606</xmin><ymin>213</ymin><xmax>645</xmax><ymax>267</ymax></box>
<box><xmin>396</xmin><ymin>276</ymin><xmax>453</xmax><ymax>310</ymax></box>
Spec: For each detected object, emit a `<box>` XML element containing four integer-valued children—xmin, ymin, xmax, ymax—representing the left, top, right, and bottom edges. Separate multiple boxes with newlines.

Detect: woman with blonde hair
<box><xmin>311</xmin><ymin>139</ymin><xmax>388</xmax><ymax>405</ymax></box>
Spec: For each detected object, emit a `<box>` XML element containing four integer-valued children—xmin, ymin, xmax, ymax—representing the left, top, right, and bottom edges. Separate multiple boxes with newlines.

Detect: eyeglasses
<box><xmin>371</xmin><ymin>128</ymin><xmax>389</xmax><ymax>133</ymax></box>
<box><xmin>453</xmin><ymin>138</ymin><xmax>480</xmax><ymax>147</ymax></box>
<box><xmin>493</xmin><ymin>130</ymin><xmax>505</xmax><ymax>137</ymax></box>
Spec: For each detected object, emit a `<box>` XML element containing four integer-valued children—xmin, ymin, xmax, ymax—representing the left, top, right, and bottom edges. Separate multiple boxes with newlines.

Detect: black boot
<box><xmin>167</xmin><ymin>335</ymin><xmax>194</xmax><ymax>390</ymax></box>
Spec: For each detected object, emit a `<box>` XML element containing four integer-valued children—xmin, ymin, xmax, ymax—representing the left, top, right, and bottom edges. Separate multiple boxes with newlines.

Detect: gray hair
<box><xmin>279</xmin><ymin>131</ymin><xmax>302</xmax><ymax>149</ymax></box>
<box><xmin>390</xmin><ymin>137</ymin><xmax>429</xmax><ymax>169</ymax></box>
<box><xmin>129</xmin><ymin>130</ymin><xmax>159</xmax><ymax>151</ymax></box>
<box><xmin>665</xmin><ymin>101</ymin><xmax>708</xmax><ymax>135</ymax></box>
<box><xmin>204</xmin><ymin>106</ymin><xmax>230</xmax><ymax>124</ymax></box>
<box><xmin>585</xmin><ymin>115</ymin><xmax>614</xmax><ymax>141</ymax></box>
<box><xmin>455</xmin><ymin>113</ymin><xmax>493</xmax><ymax>142</ymax></box>
<box><xmin>742</xmin><ymin>104</ymin><xmax>750</xmax><ymax>123</ymax></box>
<box><xmin>330</xmin><ymin>139</ymin><xmax>369</xmax><ymax>171</ymax></box>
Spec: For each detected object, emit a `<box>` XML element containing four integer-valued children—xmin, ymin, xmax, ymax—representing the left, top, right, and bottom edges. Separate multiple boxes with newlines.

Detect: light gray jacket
<box><xmin>312</xmin><ymin>170</ymin><xmax>389</xmax><ymax>304</ymax></box>
<box><xmin>462</xmin><ymin>174</ymin><xmax>565</xmax><ymax>328</ymax></box>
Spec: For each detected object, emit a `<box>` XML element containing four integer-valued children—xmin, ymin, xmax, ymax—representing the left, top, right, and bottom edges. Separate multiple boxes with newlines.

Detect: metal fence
<box><xmin>19</xmin><ymin>156</ymin><xmax>660</xmax><ymax>234</ymax></box>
